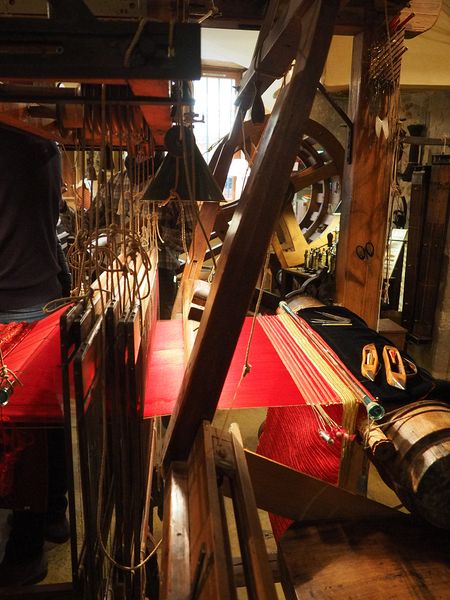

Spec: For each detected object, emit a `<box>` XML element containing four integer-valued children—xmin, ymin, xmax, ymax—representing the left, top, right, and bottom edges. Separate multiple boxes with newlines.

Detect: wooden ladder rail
<box><xmin>160</xmin><ymin>422</ymin><xmax>278</xmax><ymax>600</ymax></box>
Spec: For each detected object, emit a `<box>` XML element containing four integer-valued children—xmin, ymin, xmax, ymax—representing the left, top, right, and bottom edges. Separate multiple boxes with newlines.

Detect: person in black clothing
<box><xmin>0</xmin><ymin>125</ymin><xmax>69</xmax><ymax>586</ymax></box>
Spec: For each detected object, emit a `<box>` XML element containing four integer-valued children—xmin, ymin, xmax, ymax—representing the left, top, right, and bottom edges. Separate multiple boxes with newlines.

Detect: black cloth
<box><xmin>0</xmin><ymin>126</ymin><xmax>62</xmax><ymax>310</ymax></box>
<box><xmin>0</xmin><ymin>126</ymin><xmax>67</xmax><ymax>563</ymax></box>
<box><xmin>158</xmin><ymin>267</ymin><xmax>177</xmax><ymax>320</ymax></box>
<box><xmin>297</xmin><ymin>305</ymin><xmax>436</xmax><ymax>405</ymax></box>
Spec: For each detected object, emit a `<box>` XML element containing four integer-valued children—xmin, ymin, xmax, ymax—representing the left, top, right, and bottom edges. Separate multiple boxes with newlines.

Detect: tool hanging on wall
<box><xmin>402</xmin><ymin>123</ymin><xmax>427</xmax><ymax>181</ymax></box>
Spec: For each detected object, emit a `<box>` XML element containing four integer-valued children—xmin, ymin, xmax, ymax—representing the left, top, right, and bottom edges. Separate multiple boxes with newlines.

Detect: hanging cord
<box><xmin>123</xmin><ymin>18</ymin><xmax>148</xmax><ymax>66</ymax></box>
<box><xmin>176</xmin><ymin>109</ymin><xmax>218</xmax><ymax>271</ymax></box>
<box><xmin>240</xmin><ymin>119</ymin><xmax>254</xmax><ymax>167</ymax></box>
<box><xmin>380</xmin><ymin>0</ymin><xmax>406</xmax><ymax>305</ymax></box>
<box><xmin>216</xmin><ymin>250</ymin><xmax>271</xmax><ymax>447</ymax></box>
<box><xmin>96</xmin><ymin>374</ymin><xmax>161</xmax><ymax>573</ymax></box>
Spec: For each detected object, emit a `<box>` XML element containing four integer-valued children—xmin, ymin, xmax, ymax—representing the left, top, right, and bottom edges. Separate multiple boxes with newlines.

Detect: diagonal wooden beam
<box><xmin>163</xmin><ymin>0</ymin><xmax>341</xmax><ymax>466</ymax></box>
<box><xmin>175</xmin><ymin>0</ymin><xmax>345</xmax><ymax>310</ymax></box>
<box><xmin>236</xmin><ymin>0</ymin><xmax>313</xmax><ymax>107</ymax></box>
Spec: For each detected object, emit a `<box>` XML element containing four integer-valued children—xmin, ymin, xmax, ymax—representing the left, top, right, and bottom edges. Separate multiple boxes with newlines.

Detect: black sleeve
<box><xmin>56</xmin><ymin>240</ymin><xmax>72</xmax><ymax>297</ymax></box>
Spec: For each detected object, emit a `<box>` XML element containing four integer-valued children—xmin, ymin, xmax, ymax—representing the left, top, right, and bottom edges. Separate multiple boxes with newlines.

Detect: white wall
<box><xmin>201</xmin><ymin>4</ymin><xmax>450</xmax><ymax>92</ymax></box>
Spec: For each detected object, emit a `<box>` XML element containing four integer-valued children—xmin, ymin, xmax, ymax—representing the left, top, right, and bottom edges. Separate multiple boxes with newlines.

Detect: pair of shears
<box><xmin>311</xmin><ymin>311</ymin><xmax>352</xmax><ymax>326</ymax></box>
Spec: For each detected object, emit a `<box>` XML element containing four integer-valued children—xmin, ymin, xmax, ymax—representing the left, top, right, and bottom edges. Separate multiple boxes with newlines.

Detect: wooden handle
<box><xmin>358</xmin><ymin>421</ymin><xmax>396</xmax><ymax>462</ymax></box>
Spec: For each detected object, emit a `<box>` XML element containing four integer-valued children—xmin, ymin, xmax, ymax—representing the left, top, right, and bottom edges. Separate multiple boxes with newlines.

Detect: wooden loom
<box><xmin>159</xmin><ymin>2</ymin><xmax>450</xmax><ymax>600</ymax></box>
<box><xmin>0</xmin><ymin>0</ymin><xmax>448</xmax><ymax>599</ymax></box>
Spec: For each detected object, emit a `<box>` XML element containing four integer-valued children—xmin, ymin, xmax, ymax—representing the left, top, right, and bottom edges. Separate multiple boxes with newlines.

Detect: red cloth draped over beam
<box><xmin>144</xmin><ymin>317</ymin><xmax>351</xmax><ymax>417</ymax></box>
<box><xmin>144</xmin><ymin>317</ymin><xmax>319</xmax><ymax>416</ymax></box>
<box><xmin>1</xmin><ymin>313</ymin><xmax>353</xmax><ymax>423</ymax></box>
<box><xmin>2</xmin><ymin>312</ymin><xmax>317</xmax><ymax>421</ymax></box>
<box><xmin>0</xmin><ymin>307</ymin><xmax>67</xmax><ymax>424</ymax></box>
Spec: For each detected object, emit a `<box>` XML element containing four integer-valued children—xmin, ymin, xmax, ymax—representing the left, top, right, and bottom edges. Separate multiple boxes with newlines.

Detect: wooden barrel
<box><xmin>382</xmin><ymin>400</ymin><xmax>450</xmax><ymax>529</ymax></box>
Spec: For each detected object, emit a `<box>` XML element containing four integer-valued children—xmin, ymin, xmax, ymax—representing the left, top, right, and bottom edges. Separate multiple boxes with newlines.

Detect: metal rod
<box><xmin>317</xmin><ymin>81</ymin><xmax>354</xmax><ymax>164</ymax></box>
<box><xmin>0</xmin><ymin>94</ymin><xmax>194</xmax><ymax>106</ymax></box>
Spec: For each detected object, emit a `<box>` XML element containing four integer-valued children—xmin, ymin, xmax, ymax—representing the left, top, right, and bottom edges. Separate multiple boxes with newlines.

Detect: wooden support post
<box><xmin>185</xmin><ymin>423</ymin><xmax>236</xmax><ymax>600</ymax></box>
<box><xmin>216</xmin><ymin>431</ymin><xmax>278</xmax><ymax>599</ymax></box>
<box><xmin>160</xmin><ymin>463</ymin><xmax>191</xmax><ymax>600</ymax></box>
<box><xmin>161</xmin><ymin>423</ymin><xmax>278</xmax><ymax>599</ymax></box>
<box><xmin>335</xmin><ymin>23</ymin><xmax>402</xmax><ymax>329</ymax></box>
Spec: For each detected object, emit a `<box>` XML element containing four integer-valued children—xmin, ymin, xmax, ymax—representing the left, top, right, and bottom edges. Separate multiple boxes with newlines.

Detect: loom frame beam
<box><xmin>160</xmin><ymin>421</ymin><xmax>278</xmax><ymax>600</ymax></box>
<box><xmin>0</xmin><ymin>19</ymin><xmax>201</xmax><ymax>81</ymax></box>
<box><xmin>163</xmin><ymin>0</ymin><xmax>341</xmax><ymax>466</ymax></box>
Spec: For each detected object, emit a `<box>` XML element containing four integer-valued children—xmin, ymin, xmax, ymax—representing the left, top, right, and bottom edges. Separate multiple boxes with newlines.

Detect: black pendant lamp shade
<box><xmin>142</xmin><ymin>126</ymin><xmax>224</xmax><ymax>203</ymax></box>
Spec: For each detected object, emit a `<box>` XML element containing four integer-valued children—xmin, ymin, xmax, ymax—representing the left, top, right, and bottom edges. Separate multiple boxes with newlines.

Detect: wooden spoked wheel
<box><xmin>213</xmin><ymin>117</ymin><xmax>344</xmax><ymax>248</ymax></box>
<box><xmin>206</xmin><ymin>117</ymin><xmax>345</xmax><ymax>285</ymax></box>
<box><xmin>239</xmin><ymin>117</ymin><xmax>344</xmax><ymax>243</ymax></box>
<box><xmin>291</xmin><ymin>119</ymin><xmax>344</xmax><ymax>242</ymax></box>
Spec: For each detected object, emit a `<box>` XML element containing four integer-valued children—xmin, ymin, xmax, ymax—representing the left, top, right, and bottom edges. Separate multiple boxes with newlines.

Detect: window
<box><xmin>193</xmin><ymin>68</ymin><xmax>247</xmax><ymax>200</ymax></box>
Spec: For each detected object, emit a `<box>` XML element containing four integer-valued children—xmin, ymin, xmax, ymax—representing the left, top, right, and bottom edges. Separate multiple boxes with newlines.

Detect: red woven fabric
<box><xmin>0</xmin><ymin>308</ymin><xmax>66</xmax><ymax>423</ymax></box>
<box><xmin>144</xmin><ymin>317</ymin><xmax>314</xmax><ymax>417</ymax></box>
<box><xmin>0</xmin><ymin>321</ymin><xmax>35</xmax><ymax>358</ymax></box>
<box><xmin>0</xmin><ymin>311</ymin><xmax>353</xmax><ymax>535</ymax></box>
<box><xmin>256</xmin><ymin>404</ymin><xmax>343</xmax><ymax>540</ymax></box>
<box><xmin>144</xmin><ymin>315</ymin><xmax>353</xmax><ymax>542</ymax></box>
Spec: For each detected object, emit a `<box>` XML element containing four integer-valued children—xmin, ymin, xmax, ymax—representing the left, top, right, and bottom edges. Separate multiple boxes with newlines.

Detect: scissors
<box><xmin>356</xmin><ymin>241</ymin><xmax>374</xmax><ymax>260</ymax></box>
